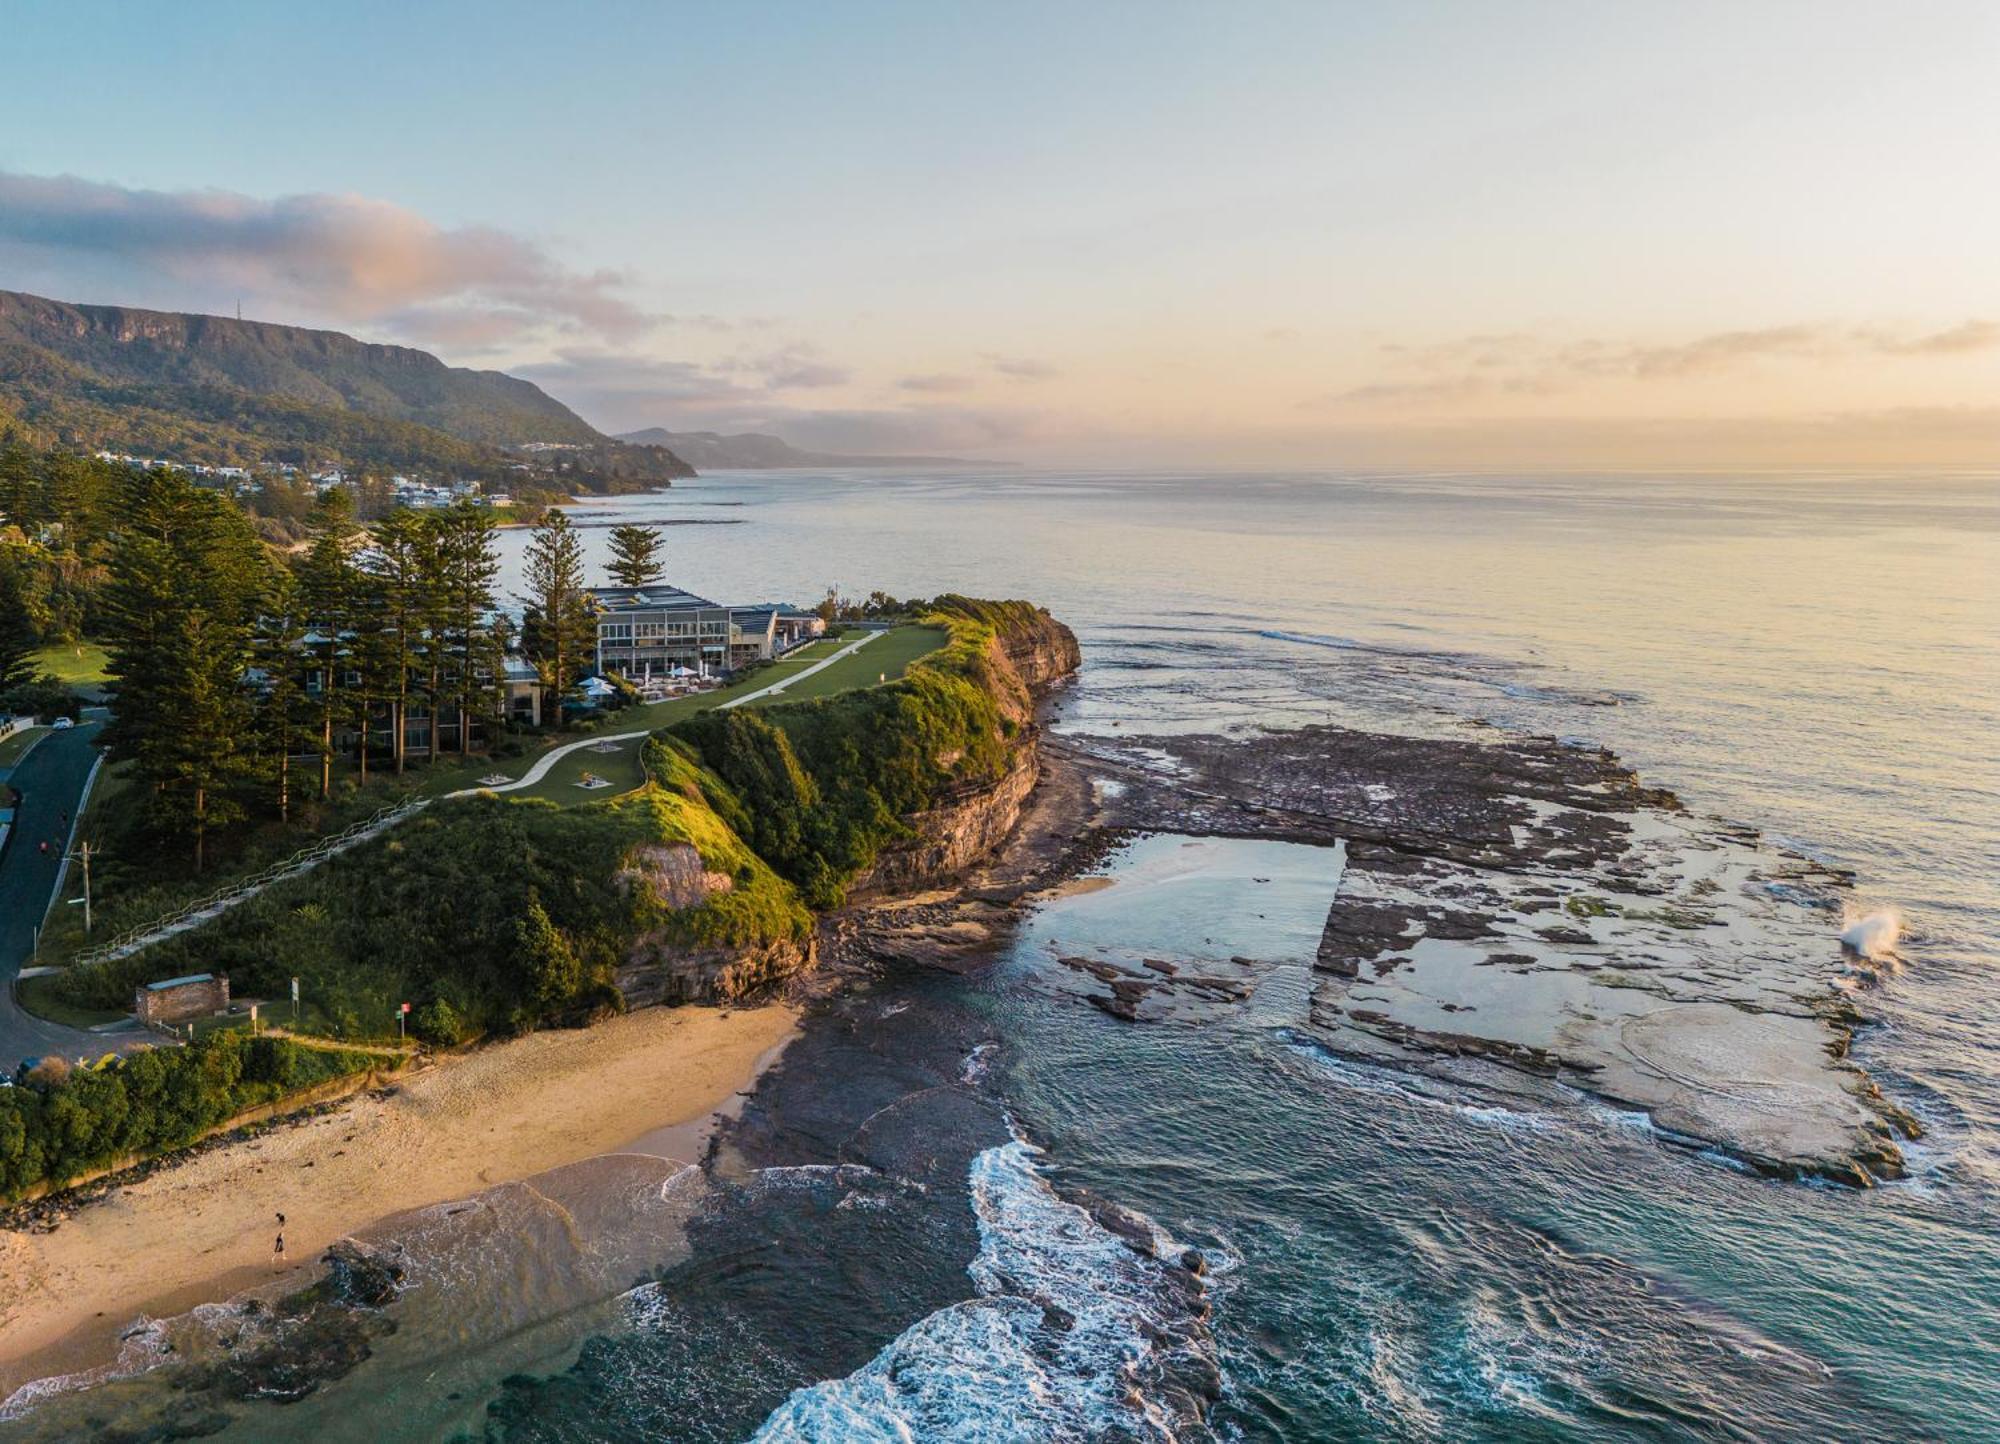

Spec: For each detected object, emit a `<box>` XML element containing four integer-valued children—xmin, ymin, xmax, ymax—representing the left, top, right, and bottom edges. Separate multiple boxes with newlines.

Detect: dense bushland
<box><xmin>62</xmin><ymin>742</ymin><xmax>810</xmax><ymax>1040</ymax></box>
<box><xmin>0</xmin><ymin>1034</ymin><xmax>391</xmax><ymax>1201</ymax></box>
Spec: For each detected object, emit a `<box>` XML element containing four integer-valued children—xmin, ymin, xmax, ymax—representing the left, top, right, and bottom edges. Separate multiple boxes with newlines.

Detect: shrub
<box><xmin>0</xmin><ymin>1033</ymin><xmax>388</xmax><ymax>1201</ymax></box>
<box><xmin>0</xmin><ymin>675</ymin><xmax>81</xmax><ymax>721</ymax></box>
<box><xmin>412</xmin><ymin>997</ymin><xmax>467</xmax><ymax>1047</ymax></box>
<box><xmin>665</xmin><ymin>598</ymin><xmax>1027</xmax><ymax>907</ymax></box>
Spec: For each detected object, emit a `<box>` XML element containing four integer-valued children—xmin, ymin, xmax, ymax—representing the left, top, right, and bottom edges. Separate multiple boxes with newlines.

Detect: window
<box><xmin>602</xmin><ymin>621</ymin><xmax>633</xmax><ymax>640</ymax></box>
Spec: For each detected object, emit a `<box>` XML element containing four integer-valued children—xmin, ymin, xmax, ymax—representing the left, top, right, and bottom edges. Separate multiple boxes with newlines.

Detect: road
<box><xmin>0</xmin><ymin>719</ymin><xmax>142</xmax><ymax>1071</ymax></box>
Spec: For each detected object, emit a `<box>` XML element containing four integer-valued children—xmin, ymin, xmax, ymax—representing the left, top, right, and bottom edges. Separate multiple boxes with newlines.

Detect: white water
<box><xmin>749</xmin><ymin>1136</ymin><xmax>1209</xmax><ymax>1443</ymax></box>
<box><xmin>1841</xmin><ymin>907</ymin><xmax>1904</xmax><ymax>961</ymax></box>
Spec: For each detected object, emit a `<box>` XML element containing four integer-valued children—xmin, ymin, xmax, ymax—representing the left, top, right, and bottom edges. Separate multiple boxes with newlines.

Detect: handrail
<box><xmin>68</xmin><ymin>796</ymin><xmax>432</xmax><ymax>970</ymax></box>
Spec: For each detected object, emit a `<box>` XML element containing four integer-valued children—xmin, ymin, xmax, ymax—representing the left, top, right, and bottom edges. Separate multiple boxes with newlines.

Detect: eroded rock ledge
<box><xmin>827</xmin><ymin>711</ymin><xmax>1918</xmax><ymax>1187</ymax></box>
<box><xmin>1063</xmin><ymin>725</ymin><xmax>1918</xmax><ymax>1187</ymax></box>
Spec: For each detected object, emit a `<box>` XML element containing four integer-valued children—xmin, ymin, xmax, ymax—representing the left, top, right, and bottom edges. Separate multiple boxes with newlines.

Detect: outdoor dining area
<box><xmin>629</xmin><ymin>665</ymin><xmax>709</xmax><ymax>703</ymax></box>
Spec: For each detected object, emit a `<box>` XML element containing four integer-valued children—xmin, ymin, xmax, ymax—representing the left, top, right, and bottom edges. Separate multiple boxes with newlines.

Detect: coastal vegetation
<box><xmin>83</xmin><ymin>467</ymin><xmax>518</xmax><ymax>869</ymax></box>
<box><xmin>54</xmin><ymin>736</ymin><xmax>812</xmax><ymax>1040</ymax></box>
<box><xmin>46</xmin><ymin>597</ymin><xmax>1065</xmax><ymax>1045</ymax></box>
<box><xmin>0</xmin><ymin>1032</ymin><xmax>395</xmax><ymax>1201</ymax></box>
<box><xmin>670</xmin><ymin>600</ymin><xmax>1032</xmax><ymax>907</ymax></box>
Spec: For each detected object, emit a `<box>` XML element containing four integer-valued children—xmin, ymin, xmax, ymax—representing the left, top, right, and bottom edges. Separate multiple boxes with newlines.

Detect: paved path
<box><xmin>717</xmin><ymin>630</ymin><xmax>878</xmax><ymax>709</ymax></box>
<box><xmin>0</xmin><ymin>721</ymin><xmax>145</xmax><ymax>1071</ymax></box>
<box><xmin>448</xmin><ymin>633</ymin><xmax>879</xmax><ymax>799</ymax></box>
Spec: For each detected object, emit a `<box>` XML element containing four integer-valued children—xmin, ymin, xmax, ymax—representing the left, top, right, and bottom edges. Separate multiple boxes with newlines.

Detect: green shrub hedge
<box><xmin>0</xmin><ymin>1033</ymin><xmax>388</xmax><ymax>1201</ymax></box>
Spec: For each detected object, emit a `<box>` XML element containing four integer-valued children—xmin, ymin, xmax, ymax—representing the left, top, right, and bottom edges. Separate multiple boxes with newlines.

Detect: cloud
<box><xmin>761</xmin><ymin>358</ymin><xmax>851</xmax><ymax>389</ymax></box>
<box><xmin>1858</xmin><ymin>319</ymin><xmax>2000</xmax><ymax>356</ymax></box>
<box><xmin>1319</xmin><ymin>319</ymin><xmax>2000</xmax><ymax>411</ymax></box>
<box><xmin>982</xmin><ymin>353</ymin><xmax>1060</xmax><ymax>381</ymax></box>
<box><xmin>762</xmin><ymin>405</ymin><xmax>1041</xmax><ymax>456</ymax></box>
<box><xmin>515</xmin><ymin>347</ymin><xmax>1037</xmax><ymax>453</ymax></box>
<box><xmin>1572</xmin><ymin>325</ymin><xmax>1832</xmax><ymax>380</ymax></box>
<box><xmin>0</xmin><ymin>168</ymin><xmax>652</xmax><ymax>348</ymax></box>
<box><xmin>514</xmin><ymin>350</ymin><xmax>756</xmax><ymax>413</ymax></box>
<box><xmin>737</xmin><ymin>344</ymin><xmax>850</xmax><ymax>390</ymax></box>
<box><xmin>899</xmin><ymin>372</ymin><xmax>975</xmax><ymax>393</ymax></box>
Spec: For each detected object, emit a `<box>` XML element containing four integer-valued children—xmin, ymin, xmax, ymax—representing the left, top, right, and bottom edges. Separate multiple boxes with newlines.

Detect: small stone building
<box><xmin>134</xmin><ymin>972</ymin><xmax>229</xmax><ymax>1026</ymax></box>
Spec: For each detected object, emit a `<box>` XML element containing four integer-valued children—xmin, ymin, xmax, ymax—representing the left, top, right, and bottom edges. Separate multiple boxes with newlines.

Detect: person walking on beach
<box><xmin>273</xmin><ymin>1232</ymin><xmax>286</xmax><ymax>1270</ymax></box>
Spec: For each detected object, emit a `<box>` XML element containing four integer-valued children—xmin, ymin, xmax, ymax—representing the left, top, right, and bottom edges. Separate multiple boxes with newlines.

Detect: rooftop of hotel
<box><xmin>587</xmin><ymin>584</ymin><xmax>725</xmax><ymax>611</ymax></box>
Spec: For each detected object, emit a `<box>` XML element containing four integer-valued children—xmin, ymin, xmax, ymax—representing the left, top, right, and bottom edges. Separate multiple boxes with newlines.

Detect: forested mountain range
<box><xmin>0</xmin><ymin>290</ymin><xmax>692</xmax><ymax>486</ymax></box>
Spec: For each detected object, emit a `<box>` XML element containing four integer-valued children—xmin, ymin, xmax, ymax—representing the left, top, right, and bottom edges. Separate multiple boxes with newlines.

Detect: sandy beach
<box><xmin>0</xmin><ymin>1001</ymin><xmax>797</xmax><ymax>1399</ymax></box>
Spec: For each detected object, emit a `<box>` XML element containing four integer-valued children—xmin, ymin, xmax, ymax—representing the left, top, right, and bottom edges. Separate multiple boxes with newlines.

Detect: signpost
<box><xmin>291</xmin><ymin>977</ymin><xmax>300</xmax><ymax>1025</ymax></box>
<box><xmin>398</xmin><ymin>1001</ymin><xmax>410</xmax><ymax>1041</ymax></box>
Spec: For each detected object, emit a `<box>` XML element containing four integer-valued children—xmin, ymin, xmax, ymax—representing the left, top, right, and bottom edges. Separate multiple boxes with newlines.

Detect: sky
<box><xmin>1</xmin><ymin>0</ymin><xmax>1996</xmax><ymax>468</ymax></box>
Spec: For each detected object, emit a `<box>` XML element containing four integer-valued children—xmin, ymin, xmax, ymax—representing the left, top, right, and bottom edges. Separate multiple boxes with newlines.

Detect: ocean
<box><xmin>8</xmin><ymin>469</ymin><xmax>1996</xmax><ymax>1440</ymax></box>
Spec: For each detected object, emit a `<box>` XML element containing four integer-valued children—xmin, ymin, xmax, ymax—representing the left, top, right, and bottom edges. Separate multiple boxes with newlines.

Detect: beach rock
<box><xmin>1064</xmin><ymin>719</ymin><xmax>1913</xmax><ymax>1186</ymax></box>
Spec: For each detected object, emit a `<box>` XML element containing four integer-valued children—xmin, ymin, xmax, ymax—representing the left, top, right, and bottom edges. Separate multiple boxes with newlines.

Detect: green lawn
<box><xmin>508</xmin><ymin>736</ymin><xmax>651</xmax><ymax>803</ymax></box>
<box><xmin>422</xmin><ymin>634</ymin><xmax>867</xmax><ymax>802</ymax></box>
<box><xmin>29</xmin><ymin>642</ymin><xmax>113</xmax><ymax>689</ymax></box>
<box><xmin>0</xmin><ymin>726</ymin><xmax>50</xmax><ymax>770</ymax></box>
<box><xmin>747</xmin><ymin>625</ymin><xmax>947</xmax><ymax>705</ymax></box>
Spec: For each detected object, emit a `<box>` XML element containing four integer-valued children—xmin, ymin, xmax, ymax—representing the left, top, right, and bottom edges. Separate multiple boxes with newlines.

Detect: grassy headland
<box><xmin>44</xmin><ymin>599</ymin><xmax>1061</xmax><ymax>1040</ymax></box>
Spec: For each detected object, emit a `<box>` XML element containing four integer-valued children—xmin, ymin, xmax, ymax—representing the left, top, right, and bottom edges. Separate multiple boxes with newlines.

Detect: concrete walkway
<box><xmin>717</xmin><ymin>629</ymin><xmax>878</xmax><ymax>709</ymax></box>
<box><xmin>447</xmin><ymin>632</ymin><xmax>879</xmax><ymax>799</ymax></box>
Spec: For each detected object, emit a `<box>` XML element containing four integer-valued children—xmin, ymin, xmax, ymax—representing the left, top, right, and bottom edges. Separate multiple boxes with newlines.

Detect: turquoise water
<box><xmin>501</xmin><ymin>470</ymin><xmax>2000</xmax><ymax>1439</ymax></box>
<box><xmin>6</xmin><ymin>470</ymin><xmax>1993</xmax><ymax>1439</ymax></box>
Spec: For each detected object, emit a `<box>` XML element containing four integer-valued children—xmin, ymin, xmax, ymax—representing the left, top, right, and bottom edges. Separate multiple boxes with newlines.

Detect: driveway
<box><xmin>0</xmin><ymin>719</ymin><xmax>144</xmax><ymax>1071</ymax></box>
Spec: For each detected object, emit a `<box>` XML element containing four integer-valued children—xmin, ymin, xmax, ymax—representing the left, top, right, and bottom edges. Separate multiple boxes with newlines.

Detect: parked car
<box><xmin>52</xmin><ymin>717</ymin><xmax>74</xmax><ymax>729</ymax></box>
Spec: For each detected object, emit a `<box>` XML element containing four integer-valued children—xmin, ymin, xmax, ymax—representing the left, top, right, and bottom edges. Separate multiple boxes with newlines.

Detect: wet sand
<box><xmin>0</xmin><ymin>1002</ymin><xmax>797</xmax><ymax>1399</ymax></box>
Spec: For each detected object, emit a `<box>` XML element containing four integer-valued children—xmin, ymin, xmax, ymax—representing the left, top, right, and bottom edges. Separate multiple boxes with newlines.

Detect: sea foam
<box><xmin>1840</xmin><ymin>908</ymin><xmax>1903</xmax><ymax>961</ymax></box>
<box><xmin>749</xmin><ymin>1136</ymin><xmax>1213</xmax><ymax>1442</ymax></box>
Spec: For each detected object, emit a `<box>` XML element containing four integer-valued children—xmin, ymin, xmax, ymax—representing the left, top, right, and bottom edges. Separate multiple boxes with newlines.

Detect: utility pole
<box><xmin>77</xmin><ymin>840</ymin><xmax>92</xmax><ymax>935</ymax></box>
<box><xmin>63</xmin><ymin>840</ymin><xmax>93</xmax><ymax>934</ymax></box>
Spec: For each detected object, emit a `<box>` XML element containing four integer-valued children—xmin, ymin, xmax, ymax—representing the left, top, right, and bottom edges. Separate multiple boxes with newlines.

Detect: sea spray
<box><xmin>1840</xmin><ymin>907</ymin><xmax>1903</xmax><ymax>962</ymax></box>
<box><xmin>748</xmin><ymin>1136</ymin><xmax>1218</xmax><ymax>1442</ymax></box>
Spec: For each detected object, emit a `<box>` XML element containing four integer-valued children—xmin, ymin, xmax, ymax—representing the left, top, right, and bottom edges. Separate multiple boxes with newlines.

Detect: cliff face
<box><xmin>613</xmin><ymin>842</ymin><xmax>817</xmax><ymax>1005</ymax></box>
<box><xmin>995</xmin><ymin>606</ymin><xmax>1083</xmax><ymax>701</ymax></box>
<box><xmin>618</xmin><ymin>934</ymin><xmax>818</xmax><ymax>1007</ymax></box>
<box><xmin>614</xmin><ymin>602</ymin><xmax>1082</xmax><ymax>1004</ymax></box>
<box><xmin>854</xmin><ymin>604</ymin><xmax>1080</xmax><ymax>893</ymax></box>
<box><xmin>853</xmin><ymin>742</ymin><xmax>1042</xmax><ymax>896</ymax></box>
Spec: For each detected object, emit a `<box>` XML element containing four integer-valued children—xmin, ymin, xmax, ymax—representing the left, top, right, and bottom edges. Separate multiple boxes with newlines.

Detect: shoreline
<box><xmin>0</xmin><ymin>1001</ymin><xmax>798</xmax><ymax>1401</ymax></box>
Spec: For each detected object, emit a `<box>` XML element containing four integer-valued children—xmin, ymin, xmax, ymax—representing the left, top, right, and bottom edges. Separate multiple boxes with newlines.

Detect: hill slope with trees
<box><xmin>0</xmin><ymin>290</ymin><xmax>693</xmax><ymax>486</ymax></box>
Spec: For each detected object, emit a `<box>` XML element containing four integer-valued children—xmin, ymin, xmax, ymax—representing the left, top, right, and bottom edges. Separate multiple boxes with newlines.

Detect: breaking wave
<box><xmin>1840</xmin><ymin>907</ymin><xmax>1903</xmax><ymax>961</ymax></box>
<box><xmin>748</xmin><ymin>1136</ymin><xmax>1217</xmax><ymax>1442</ymax></box>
